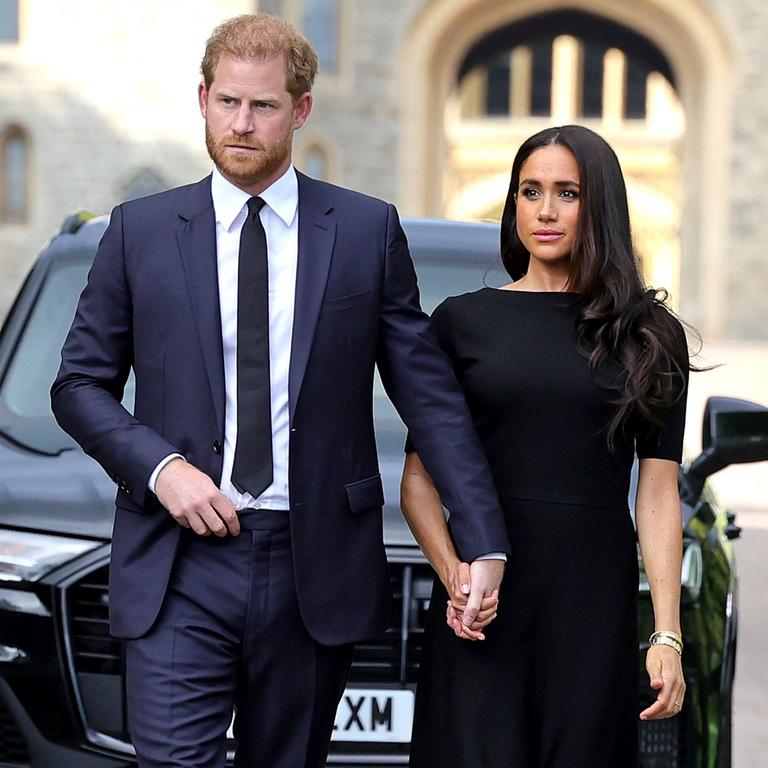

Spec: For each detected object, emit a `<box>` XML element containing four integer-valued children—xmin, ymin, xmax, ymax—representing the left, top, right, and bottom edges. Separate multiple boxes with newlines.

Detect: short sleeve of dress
<box><xmin>635</xmin><ymin>317</ymin><xmax>689</xmax><ymax>462</ymax></box>
<box><xmin>404</xmin><ymin>298</ymin><xmax>456</xmax><ymax>454</ymax></box>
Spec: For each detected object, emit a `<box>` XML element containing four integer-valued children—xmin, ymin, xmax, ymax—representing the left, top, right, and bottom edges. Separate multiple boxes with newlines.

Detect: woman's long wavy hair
<box><xmin>500</xmin><ymin>125</ymin><xmax>691</xmax><ymax>448</ymax></box>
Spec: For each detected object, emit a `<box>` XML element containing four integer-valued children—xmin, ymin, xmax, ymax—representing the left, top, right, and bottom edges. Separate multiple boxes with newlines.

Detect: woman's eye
<box><xmin>561</xmin><ymin>189</ymin><xmax>579</xmax><ymax>200</ymax></box>
<box><xmin>521</xmin><ymin>188</ymin><xmax>539</xmax><ymax>199</ymax></box>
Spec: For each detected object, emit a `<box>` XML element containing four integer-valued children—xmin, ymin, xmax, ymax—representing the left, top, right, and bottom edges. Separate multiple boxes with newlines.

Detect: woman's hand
<box><xmin>639</xmin><ymin>645</ymin><xmax>686</xmax><ymax>719</ymax></box>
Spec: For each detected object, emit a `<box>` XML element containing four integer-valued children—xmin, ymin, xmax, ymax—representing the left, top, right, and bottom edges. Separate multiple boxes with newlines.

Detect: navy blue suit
<box><xmin>51</xmin><ymin>172</ymin><xmax>510</xmax><ymax>765</ymax></box>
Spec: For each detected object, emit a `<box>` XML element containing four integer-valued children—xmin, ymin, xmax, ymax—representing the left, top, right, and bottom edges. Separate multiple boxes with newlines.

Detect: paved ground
<box><xmin>732</xmin><ymin>511</ymin><xmax>768</xmax><ymax>768</ymax></box>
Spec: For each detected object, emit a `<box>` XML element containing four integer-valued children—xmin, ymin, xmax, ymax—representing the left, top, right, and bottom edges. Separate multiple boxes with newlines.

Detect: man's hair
<box><xmin>201</xmin><ymin>14</ymin><xmax>318</xmax><ymax>99</ymax></box>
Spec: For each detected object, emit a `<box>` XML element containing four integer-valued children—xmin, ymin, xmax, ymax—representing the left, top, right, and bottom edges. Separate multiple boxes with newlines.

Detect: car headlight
<box><xmin>638</xmin><ymin>540</ymin><xmax>703</xmax><ymax>599</ymax></box>
<box><xmin>0</xmin><ymin>529</ymin><xmax>100</xmax><ymax>583</ymax></box>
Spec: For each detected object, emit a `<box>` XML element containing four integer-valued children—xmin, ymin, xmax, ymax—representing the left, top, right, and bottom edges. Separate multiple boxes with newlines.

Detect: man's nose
<box><xmin>232</xmin><ymin>105</ymin><xmax>254</xmax><ymax>135</ymax></box>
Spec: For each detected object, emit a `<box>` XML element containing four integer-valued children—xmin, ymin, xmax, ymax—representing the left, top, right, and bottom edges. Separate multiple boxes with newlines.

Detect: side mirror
<box><xmin>681</xmin><ymin>397</ymin><xmax>768</xmax><ymax>504</ymax></box>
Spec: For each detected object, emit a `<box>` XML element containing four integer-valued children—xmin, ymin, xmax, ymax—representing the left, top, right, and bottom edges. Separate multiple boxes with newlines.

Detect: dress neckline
<box><xmin>482</xmin><ymin>286</ymin><xmax>580</xmax><ymax>296</ymax></box>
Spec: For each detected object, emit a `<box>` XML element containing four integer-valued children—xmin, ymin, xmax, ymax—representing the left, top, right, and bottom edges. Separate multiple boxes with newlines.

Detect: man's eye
<box><xmin>220</xmin><ymin>97</ymin><xmax>235</xmax><ymax>105</ymax></box>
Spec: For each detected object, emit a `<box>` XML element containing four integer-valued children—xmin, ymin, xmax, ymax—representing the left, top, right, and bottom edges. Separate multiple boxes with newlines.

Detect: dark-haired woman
<box><xmin>402</xmin><ymin>125</ymin><xmax>689</xmax><ymax>768</ymax></box>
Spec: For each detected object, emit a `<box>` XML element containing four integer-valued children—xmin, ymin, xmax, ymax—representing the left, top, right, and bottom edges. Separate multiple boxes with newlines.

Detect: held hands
<box><xmin>154</xmin><ymin>458</ymin><xmax>240</xmax><ymax>537</ymax></box>
<box><xmin>639</xmin><ymin>644</ymin><xmax>686</xmax><ymax>720</ymax></box>
<box><xmin>442</xmin><ymin>559</ymin><xmax>504</xmax><ymax>641</ymax></box>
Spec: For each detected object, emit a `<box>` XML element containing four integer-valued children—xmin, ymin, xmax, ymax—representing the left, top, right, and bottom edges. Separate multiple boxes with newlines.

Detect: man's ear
<box><xmin>198</xmin><ymin>81</ymin><xmax>209</xmax><ymax>119</ymax></box>
<box><xmin>292</xmin><ymin>92</ymin><xmax>313</xmax><ymax>130</ymax></box>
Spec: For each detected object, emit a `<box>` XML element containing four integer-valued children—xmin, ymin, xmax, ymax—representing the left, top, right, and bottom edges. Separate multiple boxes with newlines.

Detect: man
<box><xmin>51</xmin><ymin>14</ymin><xmax>509</xmax><ymax>768</ymax></box>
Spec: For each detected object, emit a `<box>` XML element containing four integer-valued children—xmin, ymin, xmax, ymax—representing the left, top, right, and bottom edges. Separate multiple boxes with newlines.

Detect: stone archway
<box><xmin>399</xmin><ymin>0</ymin><xmax>733</xmax><ymax>337</ymax></box>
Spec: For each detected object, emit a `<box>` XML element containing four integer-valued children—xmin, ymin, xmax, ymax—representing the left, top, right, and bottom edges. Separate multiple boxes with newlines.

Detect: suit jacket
<box><xmin>51</xmin><ymin>172</ymin><xmax>511</xmax><ymax>642</ymax></box>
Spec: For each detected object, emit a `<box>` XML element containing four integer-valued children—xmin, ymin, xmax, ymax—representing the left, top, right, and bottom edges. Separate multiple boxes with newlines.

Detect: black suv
<box><xmin>1</xmin><ymin>213</ymin><xmax>767</xmax><ymax>768</ymax></box>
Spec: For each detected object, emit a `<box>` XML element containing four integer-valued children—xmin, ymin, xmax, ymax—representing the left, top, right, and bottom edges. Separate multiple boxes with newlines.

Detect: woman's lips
<box><xmin>532</xmin><ymin>230</ymin><xmax>565</xmax><ymax>242</ymax></box>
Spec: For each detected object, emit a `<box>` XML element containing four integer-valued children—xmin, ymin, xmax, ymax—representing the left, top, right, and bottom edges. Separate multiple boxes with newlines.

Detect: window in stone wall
<box><xmin>301</xmin><ymin>144</ymin><xmax>330</xmax><ymax>181</ymax></box>
<box><xmin>1</xmin><ymin>126</ymin><xmax>28</xmax><ymax>223</ymax></box>
<box><xmin>457</xmin><ymin>10</ymin><xmax>675</xmax><ymax>124</ymax></box>
<box><xmin>486</xmin><ymin>54</ymin><xmax>511</xmax><ymax>116</ymax></box>
<box><xmin>0</xmin><ymin>0</ymin><xmax>18</xmax><ymax>42</ymax></box>
<box><xmin>625</xmin><ymin>58</ymin><xmax>649</xmax><ymax>119</ymax></box>
<box><xmin>302</xmin><ymin>0</ymin><xmax>339</xmax><ymax>73</ymax></box>
<box><xmin>581</xmin><ymin>40</ymin><xmax>606</xmax><ymax>118</ymax></box>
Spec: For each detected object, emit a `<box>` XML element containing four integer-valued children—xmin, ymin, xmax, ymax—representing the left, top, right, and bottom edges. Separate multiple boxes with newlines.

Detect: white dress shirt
<box><xmin>149</xmin><ymin>165</ymin><xmax>298</xmax><ymax>510</ymax></box>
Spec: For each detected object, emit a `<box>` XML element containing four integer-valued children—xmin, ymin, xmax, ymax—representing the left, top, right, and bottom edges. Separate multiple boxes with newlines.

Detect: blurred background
<box><xmin>0</xmin><ymin>0</ymin><xmax>765</xmax><ymax>764</ymax></box>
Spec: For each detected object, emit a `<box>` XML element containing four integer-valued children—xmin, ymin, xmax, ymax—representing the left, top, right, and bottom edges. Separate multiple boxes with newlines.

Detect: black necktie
<box><xmin>231</xmin><ymin>197</ymin><xmax>273</xmax><ymax>498</ymax></box>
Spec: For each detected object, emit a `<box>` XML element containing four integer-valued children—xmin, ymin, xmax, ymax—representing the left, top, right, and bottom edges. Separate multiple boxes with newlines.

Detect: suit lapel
<box><xmin>289</xmin><ymin>172</ymin><xmax>337</xmax><ymax>423</ymax></box>
<box><xmin>175</xmin><ymin>177</ymin><xmax>226</xmax><ymax>430</ymax></box>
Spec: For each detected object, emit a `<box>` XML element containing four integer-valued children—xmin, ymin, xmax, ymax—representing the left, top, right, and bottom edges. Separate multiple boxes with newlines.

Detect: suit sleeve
<box><xmin>50</xmin><ymin>205</ymin><xmax>180</xmax><ymax>509</ymax></box>
<box><xmin>375</xmin><ymin>205</ymin><xmax>510</xmax><ymax>561</ymax></box>
<box><xmin>403</xmin><ymin>299</ymin><xmax>454</xmax><ymax>455</ymax></box>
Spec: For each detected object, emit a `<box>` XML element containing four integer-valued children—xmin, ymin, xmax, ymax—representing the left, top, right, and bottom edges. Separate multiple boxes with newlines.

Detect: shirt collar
<box><xmin>211</xmin><ymin>164</ymin><xmax>299</xmax><ymax>231</ymax></box>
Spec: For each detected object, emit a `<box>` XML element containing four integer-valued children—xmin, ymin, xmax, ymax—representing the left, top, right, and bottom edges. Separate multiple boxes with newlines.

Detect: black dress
<box><xmin>408</xmin><ymin>288</ymin><xmax>687</xmax><ymax>768</ymax></box>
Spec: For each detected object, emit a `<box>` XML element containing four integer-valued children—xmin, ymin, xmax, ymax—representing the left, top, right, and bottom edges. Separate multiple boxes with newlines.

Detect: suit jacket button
<box><xmin>213</xmin><ymin>440</ymin><xmax>222</xmax><ymax>454</ymax></box>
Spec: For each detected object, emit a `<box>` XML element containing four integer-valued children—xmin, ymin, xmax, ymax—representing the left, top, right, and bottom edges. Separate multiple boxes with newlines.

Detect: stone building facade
<box><xmin>0</xmin><ymin>0</ymin><xmax>765</xmax><ymax>339</ymax></box>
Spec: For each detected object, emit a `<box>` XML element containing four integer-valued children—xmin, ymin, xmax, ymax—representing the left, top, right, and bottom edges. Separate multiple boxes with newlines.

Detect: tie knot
<box><xmin>247</xmin><ymin>196</ymin><xmax>266</xmax><ymax>219</ymax></box>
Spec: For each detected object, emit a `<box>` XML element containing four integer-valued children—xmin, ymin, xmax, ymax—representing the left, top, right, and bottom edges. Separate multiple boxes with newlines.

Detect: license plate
<box><xmin>227</xmin><ymin>687</ymin><xmax>414</xmax><ymax>743</ymax></box>
<box><xmin>332</xmin><ymin>688</ymin><xmax>414</xmax><ymax>742</ymax></box>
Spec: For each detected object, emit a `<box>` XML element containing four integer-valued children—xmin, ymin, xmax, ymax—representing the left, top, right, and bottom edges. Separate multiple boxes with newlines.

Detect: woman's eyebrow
<box><xmin>519</xmin><ymin>178</ymin><xmax>580</xmax><ymax>187</ymax></box>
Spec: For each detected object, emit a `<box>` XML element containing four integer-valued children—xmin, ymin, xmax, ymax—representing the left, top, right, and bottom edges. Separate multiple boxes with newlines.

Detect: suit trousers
<box><xmin>124</xmin><ymin>510</ymin><xmax>353</xmax><ymax>768</ymax></box>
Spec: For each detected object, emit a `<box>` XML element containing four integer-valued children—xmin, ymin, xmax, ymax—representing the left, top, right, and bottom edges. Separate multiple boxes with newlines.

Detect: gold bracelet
<box><xmin>649</xmin><ymin>630</ymin><xmax>683</xmax><ymax>656</ymax></box>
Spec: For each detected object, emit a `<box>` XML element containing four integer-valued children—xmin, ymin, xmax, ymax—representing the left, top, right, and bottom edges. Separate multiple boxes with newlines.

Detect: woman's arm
<box><xmin>400</xmin><ymin>452</ymin><xmax>498</xmax><ymax>640</ymax></box>
<box><xmin>635</xmin><ymin>457</ymin><xmax>686</xmax><ymax>720</ymax></box>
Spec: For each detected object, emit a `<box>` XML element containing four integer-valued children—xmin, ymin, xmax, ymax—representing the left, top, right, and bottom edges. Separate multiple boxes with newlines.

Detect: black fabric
<box><xmin>410</xmin><ymin>500</ymin><xmax>640</xmax><ymax>768</ymax></box>
<box><xmin>231</xmin><ymin>197</ymin><xmax>273</xmax><ymax>498</ymax></box>
<box><xmin>406</xmin><ymin>288</ymin><xmax>687</xmax><ymax>508</ymax></box>
<box><xmin>408</xmin><ymin>288</ymin><xmax>687</xmax><ymax>767</ymax></box>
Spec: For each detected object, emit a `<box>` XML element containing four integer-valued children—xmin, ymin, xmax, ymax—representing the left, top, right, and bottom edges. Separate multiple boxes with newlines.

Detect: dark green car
<box><xmin>0</xmin><ymin>213</ymin><xmax>766</xmax><ymax>768</ymax></box>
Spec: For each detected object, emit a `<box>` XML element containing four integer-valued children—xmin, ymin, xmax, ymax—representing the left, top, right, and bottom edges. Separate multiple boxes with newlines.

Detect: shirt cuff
<box><xmin>148</xmin><ymin>453</ymin><xmax>186</xmax><ymax>493</ymax></box>
<box><xmin>475</xmin><ymin>552</ymin><xmax>507</xmax><ymax>562</ymax></box>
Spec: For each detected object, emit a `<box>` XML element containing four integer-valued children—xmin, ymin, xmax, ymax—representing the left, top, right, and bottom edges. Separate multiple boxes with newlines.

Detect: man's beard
<box><xmin>205</xmin><ymin>122</ymin><xmax>292</xmax><ymax>187</ymax></box>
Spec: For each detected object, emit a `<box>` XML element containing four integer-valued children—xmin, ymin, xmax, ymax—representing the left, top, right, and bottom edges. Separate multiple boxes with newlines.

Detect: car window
<box><xmin>0</xmin><ymin>259</ymin><xmax>135</xmax><ymax>427</ymax></box>
<box><xmin>0</xmin><ymin>235</ymin><xmax>499</xmax><ymax>453</ymax></box>
<box><xmin>373</xmin><ymin>258</ymin><xmax>506</xmax><ymax>436</ymax></box>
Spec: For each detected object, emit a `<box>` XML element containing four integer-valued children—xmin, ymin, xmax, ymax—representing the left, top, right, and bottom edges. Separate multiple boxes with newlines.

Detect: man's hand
<box><xmin>444</xmin><ymin>559</ymin><xmax>503</xmax><ymax>640</ymax></box>
<box><xmin>155</xmin><ymin>458</ymin><xmax>240</xmax><ymax>537</ymax></box>
<box><xmin>440</xmin><ymin>561</ymin><xmax>496</xmax><ymax>640</ymax></box>
<box><xmin>462</xmin><ymin>558</ymin><xmax>504</xmax><ymax>625</ymax></box>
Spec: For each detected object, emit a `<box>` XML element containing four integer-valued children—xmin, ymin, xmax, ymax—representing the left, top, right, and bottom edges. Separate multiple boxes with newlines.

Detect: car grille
<box><xmin>0</xmin><ymin>697</ymin><xmax>30</xmax><ymax>764</ymax></box>
<box><xmin>64</xmin><ymin>559</ymin><xmax>433</xmax><ymax>748</ymax></box>
<box><xmin>64</xmin><ymin>560</ymin><xmax>695</xmax><ymax>767</ymax></box>
<box><xmin>65</xmin><ymin>562</ymin><xmax>127</xmax><ymax>741</ymax></box>
<box><xmin>638</xmin><ymin>694</ymin><xmax>693</xmax><ymax>768</ymax></box>
<box><xmin>67</xmin><ymin>564</ymin><xmax>122</xmax><ymax>675</ymax></box>
<box><xmin>348</xmin><ymin>562</ymin><xmax>433</xmax><ymax>686</ymax></box>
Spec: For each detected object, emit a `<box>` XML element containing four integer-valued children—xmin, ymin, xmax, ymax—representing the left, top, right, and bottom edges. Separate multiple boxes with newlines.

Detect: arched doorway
<box><xmin>399</xmin><ymin>0</ymin><xmax>732</xmax><ymax>336</ymax></box>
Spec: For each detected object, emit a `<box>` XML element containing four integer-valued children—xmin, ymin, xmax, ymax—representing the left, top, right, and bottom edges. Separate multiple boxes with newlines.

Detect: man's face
<box><xmin>199</xmin><ymin>53</ymin><xmax>312</xmax><ymax>194</ymax></box>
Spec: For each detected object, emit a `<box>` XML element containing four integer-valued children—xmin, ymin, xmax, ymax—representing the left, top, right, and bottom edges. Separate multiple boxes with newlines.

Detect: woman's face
<box><xmin>515</xmin><ymin>144</ymin><xmax>580</xmax><ymax>268</ymax></box>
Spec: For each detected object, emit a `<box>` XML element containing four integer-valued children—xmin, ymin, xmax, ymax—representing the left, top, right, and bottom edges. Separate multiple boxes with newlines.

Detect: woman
<box><xmin>402</xmin><ymin>125</ymin><xmax>689</xmax><ymax>768</ymax></box>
